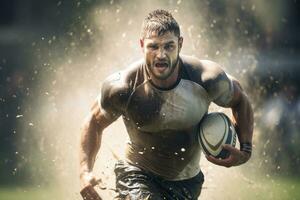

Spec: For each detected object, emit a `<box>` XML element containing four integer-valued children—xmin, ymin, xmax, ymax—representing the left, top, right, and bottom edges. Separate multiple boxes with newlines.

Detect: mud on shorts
<box><xmin>113</xmin><ymin>160</ymin><xmax>204</xmax><ymax>200</ymax></box>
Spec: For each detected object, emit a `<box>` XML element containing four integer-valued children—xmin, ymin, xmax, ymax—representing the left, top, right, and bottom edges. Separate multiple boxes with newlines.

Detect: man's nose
<box><xmin>157</xmin><ymin>48</ymin><xmax>166</xmax><ymax>59</ymax></box>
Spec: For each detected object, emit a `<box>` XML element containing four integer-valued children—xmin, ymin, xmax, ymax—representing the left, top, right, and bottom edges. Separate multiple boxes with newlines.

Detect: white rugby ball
<box><xmin>198</xmin><ymin>112</ymin><xmax>237</xmax><ymax>159</ymax></box>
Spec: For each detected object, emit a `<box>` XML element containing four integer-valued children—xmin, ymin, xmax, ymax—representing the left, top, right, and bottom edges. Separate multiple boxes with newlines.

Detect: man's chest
<box><xmin>125</xmin><ymin>80</ymin><xmax>210</xmax><ymax>132</ymax></box>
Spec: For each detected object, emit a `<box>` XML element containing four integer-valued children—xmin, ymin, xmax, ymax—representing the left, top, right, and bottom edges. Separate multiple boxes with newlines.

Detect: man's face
<box><xmin>140</xmin><ymin>31</ymin><xmax>183</xmax><ymax>80</ymax></box>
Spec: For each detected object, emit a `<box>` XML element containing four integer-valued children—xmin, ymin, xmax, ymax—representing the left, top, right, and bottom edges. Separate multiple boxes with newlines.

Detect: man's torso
<box><xmin>99</xmin><ymin>55</ymin><xmax>233</xmax><ymax>180</ymax></box>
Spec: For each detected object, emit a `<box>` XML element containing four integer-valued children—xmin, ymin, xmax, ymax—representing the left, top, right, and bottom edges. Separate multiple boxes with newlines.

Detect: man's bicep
<box><xmin>97</xmin><ymin>72</ymin><xmax>126</xmax><ymax>121</ymax></box>
<box><xmin>96</xmin><ymin>92</ymin><xmax>121</xmax><ymax>121</ymax></box>
<box><xmin>201</xmin><ymin>60</ymin><xmax>234</xmax><ymax>107</ymax></box>
<box><xmin>210</xmin><ymin>72</ymin><xmax>235</xmax><ymax>107</ymax></box>
<box><xmin>227</xmin><ymin>79</ymin><xmax>245</xmax><ymax>108</ymax></box>
<box><xmin>90</xmin><ymin>100</ymin><xmax>116</xmax><ymax>130</ymax></box>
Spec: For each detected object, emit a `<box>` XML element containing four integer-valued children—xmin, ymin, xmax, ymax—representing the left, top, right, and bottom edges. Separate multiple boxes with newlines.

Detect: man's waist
<box><xmin>125</xmin><ymin>142</ymin><xmax>200</xmax><ymax>180</ymax></box>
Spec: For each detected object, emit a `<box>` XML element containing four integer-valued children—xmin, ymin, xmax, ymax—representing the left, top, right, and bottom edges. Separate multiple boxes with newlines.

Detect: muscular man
<box><xmin>80</xmin><ymin>9</ymin><xmax>253</xmax><ymax>200</ymax></box>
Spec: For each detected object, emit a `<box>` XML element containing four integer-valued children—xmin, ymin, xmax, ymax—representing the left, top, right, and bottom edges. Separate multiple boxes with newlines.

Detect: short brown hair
<box><xmin>141</xmin><ymin>9</ymin><xmax>180</xmax><ymax>38</ymax></box>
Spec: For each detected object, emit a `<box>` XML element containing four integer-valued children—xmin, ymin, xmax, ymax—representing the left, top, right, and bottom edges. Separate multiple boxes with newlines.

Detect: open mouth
<box><xmin>155</xmin><ymin>62</ymin><xmax>168</xmax><ymax>68</ymax></box>
<box><xmin>154</xmin><ymin>63</ymin><xmax>169</xmax><ymax>73</ymax></box>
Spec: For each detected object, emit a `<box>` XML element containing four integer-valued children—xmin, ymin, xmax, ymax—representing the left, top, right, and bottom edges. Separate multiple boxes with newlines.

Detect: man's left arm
<box><xmin>207</xmin><ymin>79</ymin><xmax>254</xmax><ymax>167</ymax></box>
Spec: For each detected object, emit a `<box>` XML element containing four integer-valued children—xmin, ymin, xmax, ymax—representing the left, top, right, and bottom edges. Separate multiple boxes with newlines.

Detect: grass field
<box><xmin>201</xmin><ymin>175</ymin><xmax>300</xmax><ymax>200</ymax></box>
<box><xmin>0</xmin><ymin>175</ymin><xmax>299</xmax><ymax>200</ymax></box>
<box><xmin>0</xmin><ymin>187</ymin><xmax>60</xmax><ymax>200</ymax></box>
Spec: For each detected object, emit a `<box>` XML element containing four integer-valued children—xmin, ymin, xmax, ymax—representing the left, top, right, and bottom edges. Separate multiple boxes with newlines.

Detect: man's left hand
<box><xmin>206</xmin><ymin>144</ymin><xmax>251</xmax><ymax>167</ymax></box>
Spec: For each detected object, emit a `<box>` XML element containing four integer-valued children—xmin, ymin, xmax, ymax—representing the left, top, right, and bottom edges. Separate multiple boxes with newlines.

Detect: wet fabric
<box><xmin>98</xmin><ymin>55</ymin><xmax>234</xmax><ymax>180</ymax></box>
<box><xmin>114</xmin><ymin>160</ymin><xmax>204</xmax><ymax>200</ymax></box>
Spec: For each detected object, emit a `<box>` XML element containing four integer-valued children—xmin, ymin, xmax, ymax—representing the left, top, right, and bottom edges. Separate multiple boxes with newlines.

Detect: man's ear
<box><xmin>140</xmin><ymin>39</ymin><xmax>144</xmax><ymax>53</ymax></box>
<box><xmin>178</xmin><ymin>37</ymin><xmax>183</xmax><ymax>51</ymax></box>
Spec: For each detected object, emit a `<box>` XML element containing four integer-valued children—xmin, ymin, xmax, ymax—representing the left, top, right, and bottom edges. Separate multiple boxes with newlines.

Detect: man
<box><xmin>79</xmin><ymin>9</ymin><xmax>253</xmax><ymax>200</ymax></box>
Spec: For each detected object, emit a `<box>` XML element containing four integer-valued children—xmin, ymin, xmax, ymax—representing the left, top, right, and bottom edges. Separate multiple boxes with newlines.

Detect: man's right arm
<box><xmin>79</xmin><ymin>100</ymin><xmax>115</xmax><ymax>198</ymax></box>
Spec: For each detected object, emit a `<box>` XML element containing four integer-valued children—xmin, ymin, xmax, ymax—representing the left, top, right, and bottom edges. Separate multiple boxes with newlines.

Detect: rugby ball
<box><xmin>198</xmin><ymin>112</ymin><xmax>237</xmax><ymax>159</ymax></box>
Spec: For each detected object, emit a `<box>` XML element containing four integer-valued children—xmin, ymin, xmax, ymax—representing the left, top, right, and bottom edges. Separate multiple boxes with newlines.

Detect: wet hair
<box><xmin>141</xmin><ymin>9</ymin><xmax>180</xmax><ymax>38</ymax></box>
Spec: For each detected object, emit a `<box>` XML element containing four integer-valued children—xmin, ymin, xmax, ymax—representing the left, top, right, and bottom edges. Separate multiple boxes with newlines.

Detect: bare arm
<box><xmin>79</xmin><ymin>100</ymin><xmax>115</xmax><ymax>199</ymax></box>
<box><xmin>230</xmin><ymin>79</ymin><xmax>254</xmax><ymax>149</ymax></box>
<box><xmin>207</xmin><ymin>79</ymin><xmax>254</xmax><ymax>167</ymax></box>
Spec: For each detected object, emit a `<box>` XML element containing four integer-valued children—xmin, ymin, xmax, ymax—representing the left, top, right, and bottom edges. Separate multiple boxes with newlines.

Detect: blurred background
<box><xmin>0</xmin><ymin>0</ymin><xmax>299</xmax><ymax>199</ymax></box>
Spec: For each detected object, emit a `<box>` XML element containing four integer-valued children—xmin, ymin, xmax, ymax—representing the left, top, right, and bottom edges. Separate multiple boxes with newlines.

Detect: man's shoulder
<box><xmin>100</xmin><ymin>59</ymin><xmax>145</xmax><ymax>114</ymax></box>
<box><xmin>101</xmin><ymin>59</ymin><xmax>144</xmax><ymax>97</ymax></box>
<box><xmin>181</xmin><ymin>55</ymin><xmax>225</xmax><ymax>84</ymax></box>
<box><xmin>181</xmin><ymin>55</ymin><xmax>234</xmax><ymax>105</ymax></box>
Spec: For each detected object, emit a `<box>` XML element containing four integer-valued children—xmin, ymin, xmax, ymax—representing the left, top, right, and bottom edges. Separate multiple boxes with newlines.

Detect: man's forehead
<box><xmin>143</xmin><ymin>31</ymin><xmax>178</xmax><ymax>43</ymax></box>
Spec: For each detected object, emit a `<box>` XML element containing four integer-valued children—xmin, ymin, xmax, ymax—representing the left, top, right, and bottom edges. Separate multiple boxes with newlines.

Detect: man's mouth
<box><xmin>154</xmin><ymin>62</ymin><xmax>168</xmax><ymax>68</ymax></box>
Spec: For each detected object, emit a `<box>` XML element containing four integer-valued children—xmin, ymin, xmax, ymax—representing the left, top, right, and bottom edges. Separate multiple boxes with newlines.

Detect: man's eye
<box><xmin>165</xmin><ymin>44</ymin><xmax>175</xmax><ymax>50</ymax></box>
<box><xmin>148</xmin><ymin>45</ymin><xmax>158</xmax><ymax>50</ymax></box>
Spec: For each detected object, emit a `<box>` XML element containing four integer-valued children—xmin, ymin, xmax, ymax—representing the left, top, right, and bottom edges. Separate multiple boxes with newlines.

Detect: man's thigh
<box><xmin>113</xmin><ymin>160</ymin><xmax>204</xmax><ymax>200</ymax></box>
<box><xmin>114</xmin><ymin>160</ymin><xmax>162</xmax><ymax>200</ymax></box>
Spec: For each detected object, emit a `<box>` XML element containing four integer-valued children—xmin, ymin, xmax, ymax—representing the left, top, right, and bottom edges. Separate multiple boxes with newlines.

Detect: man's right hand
<box><xmin>80</xmin><ymin>172</ymin><xmax>102</xmax><ymax>200</ymax></box>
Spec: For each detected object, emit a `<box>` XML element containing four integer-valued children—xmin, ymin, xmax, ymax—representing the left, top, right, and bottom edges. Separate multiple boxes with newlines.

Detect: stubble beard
<box><xmin>147</xmin><ymin>55</ymin><xmax>180</xmax><ymax>81</ymax></box>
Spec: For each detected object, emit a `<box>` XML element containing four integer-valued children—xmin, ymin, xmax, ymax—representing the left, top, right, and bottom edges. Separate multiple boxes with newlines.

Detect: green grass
<box><xmin>201</xmin><ymin>175</ymin><xmax>300</xmax><ymax>200</ymax></box>
<box><xmin>237</xmin><ymin>176</ymin><xmax>300</xmax><ymax>200</ymax></box>
<box><xmin>0</xmin><ymin>187</ymin><xmax>61</xmax><ymax>200</ymax></box>
<box><xmin>0</xmin><ymin>176</ymin><xmax>299</xmax><ymax>200</ymax></box>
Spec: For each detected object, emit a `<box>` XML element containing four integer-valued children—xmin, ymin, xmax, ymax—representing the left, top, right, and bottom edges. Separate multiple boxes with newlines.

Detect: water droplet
<box><xmin>138</xmin><ymin>151</ymin><xmax>144</xmax><ymax>155</ymax></box>
<box><xmin>13</xmin><ymin>168</ymin><xmax>17</xmax><ymax>173</ymax></box>
<box><xmin>181</xmin><ymin>157</ymin><xmax>185</xmax><ymax>161</ymax></box>
<box><xmin>181</xmin><ymin>148</ymin><xmax>186</xmax><ymax>152</ymax></box>
<box><xmin>174</xmin><ymin>152</ymin><xmax>178</xmax><ymax>155</ymax></box>
<box><xmin>151</xmin><ymin>146</ymin><xmax>155</xmax><ymax>150</ymax></box>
